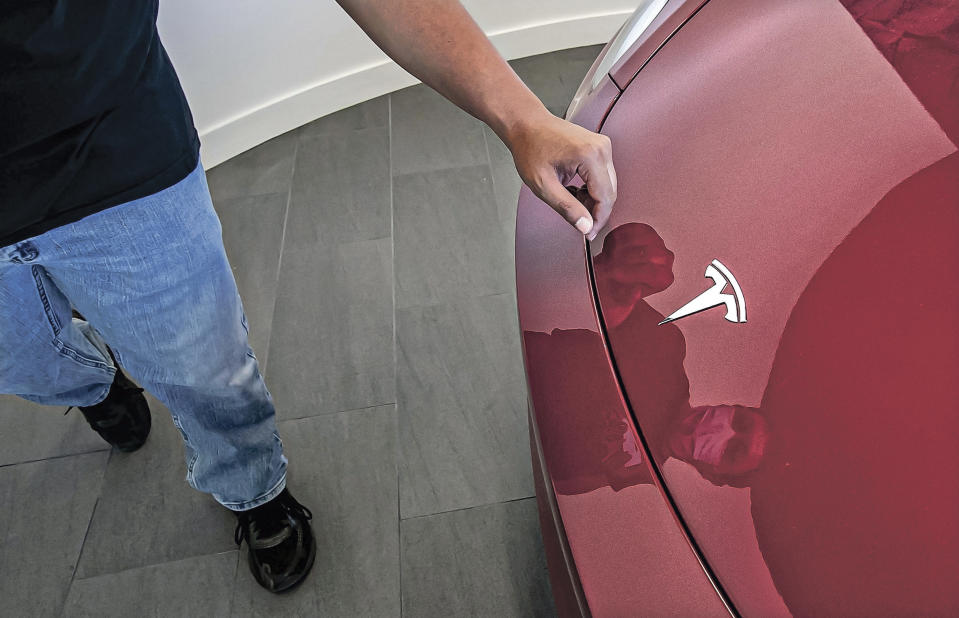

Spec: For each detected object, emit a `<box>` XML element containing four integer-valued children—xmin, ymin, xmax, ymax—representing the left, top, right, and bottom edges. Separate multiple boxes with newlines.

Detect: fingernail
<box><xmin>575</xmin><ymin>216</ymin><xmax>593</xmax><ymax>235</ymax></box>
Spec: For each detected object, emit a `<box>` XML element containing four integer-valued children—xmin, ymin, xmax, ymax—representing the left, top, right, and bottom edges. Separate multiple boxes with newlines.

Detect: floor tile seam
<box><xmin>389</xmin><ymin>162</ymin><xmax>494</xmax><ymax>182</ymax></box>
<box><xmin>59</xmin><ymin>496</ymin><xmax>100</xmax><ymax>615</ymax></box>
<box><xmin>213</xmin><ymin>189</ymin><xmax>291</xmax><ymax>207</ymax></box>
<box><xmin>278</xmin><ymin>232</ymin><xmax>393</xmax><ymax>257</ymax></box>
<box><xmin>276</xmin><ymin>401</ymin><xmax>398</xmax><ymax>426</ymax></box>
<box><xmin>62</xmin><ymin>446</ymin><xmax>113</xmax><ymax>611</ymax></box>
<box><xmin>261</xmin><ymin>137</ymin><xmax>298</xmax><ymax>377</ymax></box>
<box><xmin>394</xmin><ymin>290</ymin><xmax>514</xmax><ymax>314</ymax></box>
<box><xmin>0</xmin><ymin>446</ymin><xmax>110</xmax><ymax>469</ymax></box>
<box><xmin>296</xmin><ymin>124</ymin><xmax>390</xmax><ymax>145</ymax></box>
<box><xmin>70</xmin><ymin>549</ymin><xmax>241</xmax><ymax>584</ymax></box>
<box><xmin>225</xmin><ymin>549</ymin><xmax>241</xmax><ymax>618</ymax></box>
<box><xmin>389</xmin><ymin>93</ymin><xmax>407</xmax><ymax>618</ymax></box>
<box><xmin>399</xmin><ymin>495</ymin><xmax>536</xmax><ymax>523</ymax></box>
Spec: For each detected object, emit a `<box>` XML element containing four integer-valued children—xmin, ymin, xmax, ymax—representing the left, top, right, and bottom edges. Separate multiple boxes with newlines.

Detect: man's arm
<box><xmin>335</xmin><ymin>0</ymin><xmax>617</xmax><ymax>240</ymax></box>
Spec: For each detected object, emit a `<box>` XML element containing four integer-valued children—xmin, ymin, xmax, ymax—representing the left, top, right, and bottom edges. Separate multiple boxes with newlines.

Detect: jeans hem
<box><xmin>218</xmin><ymin>473</ymin><xmax>287</xmax><ymax>512</ymax></box>
<box><xmin>84</xmin><ymin>381</ymin><xmax>114</xmax><ymax>407</ymax></box>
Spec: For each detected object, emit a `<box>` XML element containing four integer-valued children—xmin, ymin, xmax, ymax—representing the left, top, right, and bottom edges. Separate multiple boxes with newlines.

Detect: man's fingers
<box><xmin>536</xmin><ymin>175</ymin><xmax>594</xmax><ymax>236</ymax></box>
<box><xmin>513</xmin><ymin>123</ymin><xmax>616</xmax><ymax>240</ymax></box>
<box><xmin>607</xmin><ymin>155</ymin><xmax>618</xmax><ymax>195</ymax></box>
<box><xmin>579</xmin><ymin>152</ymin><xmax>617</xmax><ymax>241</ymax></box>
<box><xmin>587</xmin><ymin>183</ymin><xmax>614</xmax><ymax>241</ymax></box>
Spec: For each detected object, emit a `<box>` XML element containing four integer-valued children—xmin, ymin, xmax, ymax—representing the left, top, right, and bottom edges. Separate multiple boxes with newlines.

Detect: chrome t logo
<box><xmin>659</xmin><ymin>259</ymin><xmax>747</xmax><ymax>325</ymax></box>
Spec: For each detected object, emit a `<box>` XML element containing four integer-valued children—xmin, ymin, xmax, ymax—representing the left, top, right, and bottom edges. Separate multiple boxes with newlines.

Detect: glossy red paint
<box><xmin>518</xmin><ymin>4</ymin><xmax>734</xmax><ymax>615</ymax></box>
<box><xmin>519</xmin><ymin>0</ymin><xmax>959</xmax><ymax>615</ymax></box>
<box><xmin>592</xmin><ymin>0</ymin><xmax>958</xmax><ymax>615</ymax></box>
<box><xmin>517</xmin><ymin>180</ymin><xmax>731</xmax><ymax>617</ymax></box>
<box><xmin>529</xmin><ymin>409</ymin><xmax>588</xmax><ymax>618</ymax></box>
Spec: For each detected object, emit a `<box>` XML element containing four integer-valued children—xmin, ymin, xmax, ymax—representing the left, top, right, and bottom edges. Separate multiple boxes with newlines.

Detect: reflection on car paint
<box><xmin>593</xmin><ymin>151</ymin><xmax>959</xmax><ymax>615</ymax></box>
<box><xmin>521</xmin><ymin>0</ymin><xmax>958</xmax><ymax>614</ymax></box>
<box><xmin>517</xmin><ymin>191</ymin><xmax>732</xmax><ymax>616</ymax></box>
<box><xmin>529</xmin><ymin>222</ymin><xmax>769</xmax><ymax>498</ymax></box>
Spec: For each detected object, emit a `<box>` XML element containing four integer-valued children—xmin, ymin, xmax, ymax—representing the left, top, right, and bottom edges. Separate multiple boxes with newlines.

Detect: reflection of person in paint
<box><xmin>668</xmin><ymin>405</ymin><xmax>767</xmax><ymax>488</ymax></box>
<box><xmin>594</xmin><ymin>221</ymin><xmax>768</xmax><ymax>487</ymax></box>
<box><xmin>524</xmin><ymin>220</ymin><xmax>768</xmax><ymax>495</ymax></box>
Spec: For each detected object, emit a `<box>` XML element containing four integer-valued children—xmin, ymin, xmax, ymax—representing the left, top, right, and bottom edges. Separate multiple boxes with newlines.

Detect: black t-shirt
<box><xmin>0</xmin><ymin>0</ymin><xmax>200</xmax><ymax>248</ymax></box>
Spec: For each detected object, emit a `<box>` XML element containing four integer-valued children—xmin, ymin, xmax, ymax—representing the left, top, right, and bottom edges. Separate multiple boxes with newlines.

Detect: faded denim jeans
<box><xmin>0</xmin><ymin>162</ymin><xmax>287</xmax><ymax>511</ymax></box>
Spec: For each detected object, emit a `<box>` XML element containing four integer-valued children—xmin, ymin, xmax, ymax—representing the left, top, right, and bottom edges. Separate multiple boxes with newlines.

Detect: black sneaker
<box><xmin>68</xmin><ymin>365</ymin><xmax>151</xmax><ymax>452</ymax></box>
<box><xmin>234</xmin><ymin>488</ymin><xmax>317</xmax><ymax>593</ymax></box>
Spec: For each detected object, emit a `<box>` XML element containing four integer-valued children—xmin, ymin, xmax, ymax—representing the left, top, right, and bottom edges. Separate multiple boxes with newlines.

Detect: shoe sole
<box><xmin>262</xmin><ymin>534</ymin><xmax>317</xmax><ymax>594</ymax></box>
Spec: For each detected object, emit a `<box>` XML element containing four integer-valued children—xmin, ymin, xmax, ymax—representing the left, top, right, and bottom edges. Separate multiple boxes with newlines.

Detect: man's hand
<box><xmin>504</xmin><ymin>111</ymin><xmax>616</xmax><ymax>241</ymax></box>
<box><xmin>335</xmin><ymin>0</ymin><xmax>617</xmax><ymax>240</ymax></box>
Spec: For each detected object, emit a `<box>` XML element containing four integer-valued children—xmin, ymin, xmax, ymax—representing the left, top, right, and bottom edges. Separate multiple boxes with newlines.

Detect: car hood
<box><xmin>589</xmin><ymin>0</ymin><xmax>959</xmax><ymax>615</ymax></box>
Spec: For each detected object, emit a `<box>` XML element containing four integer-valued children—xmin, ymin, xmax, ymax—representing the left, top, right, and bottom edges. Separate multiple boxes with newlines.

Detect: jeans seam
<box><xmin>31</xmin><ymin>265</ymin><xmax>112</xmax><ymax>370</ymax></box>
<box><xmin>171</xmin><ymin>415</ymin><xmax>193</xmax><ymax>446</ymax></box>
<box><xmin>31</xmin><ymin>265</ymin><xmax>61</xmax><ymax>335</ymax></box>
<box><xmin>51</xmin><ymin>337</ymin><xmax>112</xmax><ymax>370</ymax></box>
<box><xmin>86</xmin><ymin>382</ymin><xmax>113</xmax><ymax>407</ymax></box>
<box><xmin>186</xmin><ymin>451</ymin><xmax>200</xmax><ymax>485</ymax></box>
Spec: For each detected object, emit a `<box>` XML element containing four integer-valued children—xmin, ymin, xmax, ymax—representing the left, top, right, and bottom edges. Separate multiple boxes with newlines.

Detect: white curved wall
<box><xmin>157</xmin><ymin>0</ymin><xmax>636</xmax><ymax>168</ymax></box>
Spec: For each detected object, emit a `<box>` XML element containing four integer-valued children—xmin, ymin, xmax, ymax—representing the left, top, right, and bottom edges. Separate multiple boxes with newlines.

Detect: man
<box><xmin>0</xmin><ymin>0</ymin><xmax>616</xmax><ymax>593</ymax></box>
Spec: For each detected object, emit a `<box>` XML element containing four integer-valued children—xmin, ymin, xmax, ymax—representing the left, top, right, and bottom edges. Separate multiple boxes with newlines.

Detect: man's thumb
<box><xmin>536</xmin><ymin>177</ymin><xmax>593</xmax><ymax>235</ymax></box>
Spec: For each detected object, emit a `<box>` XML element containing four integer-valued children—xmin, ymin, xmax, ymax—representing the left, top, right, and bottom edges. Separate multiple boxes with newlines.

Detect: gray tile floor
<box><xmin>0</xmin><ymin>46</ymin><xmax>601</xmax><ymax>617</ymax></box>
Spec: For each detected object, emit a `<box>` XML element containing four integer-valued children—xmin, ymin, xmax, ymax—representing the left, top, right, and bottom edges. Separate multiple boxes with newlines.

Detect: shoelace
<box><xmin>234</xmin><ymin>494</ymin><xmax>313</xmax><ymax>546</ymax></box>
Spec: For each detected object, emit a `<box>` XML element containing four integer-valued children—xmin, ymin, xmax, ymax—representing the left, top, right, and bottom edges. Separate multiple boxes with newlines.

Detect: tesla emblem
<box><xmin>659</xmin><ymin>259</ymin><xmax>747</xmax><ymax>325</ymax></box>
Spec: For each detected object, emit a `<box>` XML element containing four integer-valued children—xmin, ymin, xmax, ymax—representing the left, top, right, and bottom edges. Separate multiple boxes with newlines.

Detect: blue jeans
<box><xmin>0</xmin><ymin>162</ymin><xmax>287</xmax><ymax>511</ymax></box>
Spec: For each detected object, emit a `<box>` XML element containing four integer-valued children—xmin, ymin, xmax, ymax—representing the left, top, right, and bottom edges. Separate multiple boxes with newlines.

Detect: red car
<box><xmin>516</xmin><ymin>1</ymin><xmax>959</xmax><ymax>616</ymax></box>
